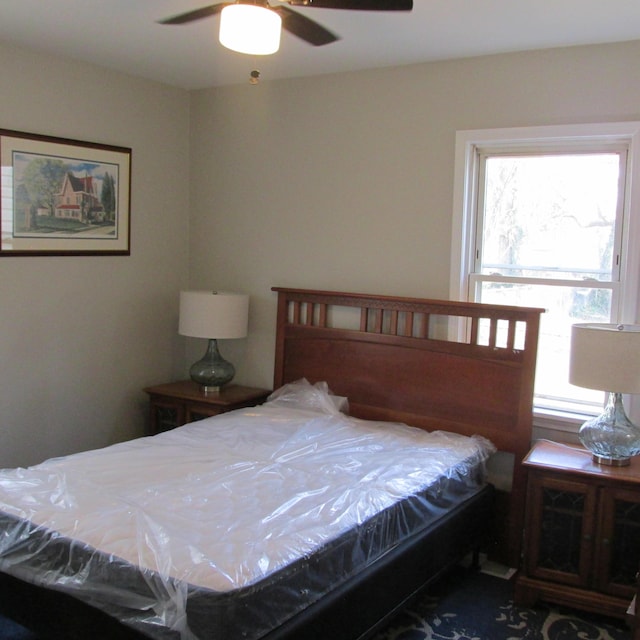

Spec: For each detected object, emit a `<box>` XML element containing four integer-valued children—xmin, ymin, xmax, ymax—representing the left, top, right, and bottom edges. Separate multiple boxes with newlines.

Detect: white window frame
<box><xmin>450</xmin><ymin>122</ymin><xmax>640</xmax><ymax>432</ymax></box>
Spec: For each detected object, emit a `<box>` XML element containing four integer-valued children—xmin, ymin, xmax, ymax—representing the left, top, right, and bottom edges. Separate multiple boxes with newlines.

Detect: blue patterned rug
<box><xmin>0</xmin><ymin>566</ymin><xmax>631</xmax><ymax>639</ymax></box>
<box><xmin>372</xmin><ymin>566</ymin><xmax>631</xmax><ymax>640</ymax></box>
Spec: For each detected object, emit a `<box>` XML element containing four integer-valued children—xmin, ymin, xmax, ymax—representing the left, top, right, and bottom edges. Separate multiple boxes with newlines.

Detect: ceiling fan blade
<box><xmin>285</xmin><ymin>0</ymin><xmax>412</xmax><ymax>10</ymax></box>
<box><xmin>272</xmin><ymin>6</ymin><xmax>339</xmax><ymax>46</ymax></box>
<box><xmin>158</xmin><ymin>3</ymin><xmax>229</xmax><ymax>25</ymax></box>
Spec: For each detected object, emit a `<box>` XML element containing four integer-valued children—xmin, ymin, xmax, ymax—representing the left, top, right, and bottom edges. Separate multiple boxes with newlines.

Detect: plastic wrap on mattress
<box><xmin>0</xmin><ymin>380</ymin><xmax>496</xmax><ymax>640</ymax></box>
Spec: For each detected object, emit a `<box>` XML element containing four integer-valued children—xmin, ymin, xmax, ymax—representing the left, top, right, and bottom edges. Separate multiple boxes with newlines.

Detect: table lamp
<box><xmin>179</xmin><ymin>291</ymin><xmax>249</xmax><ymax>393</ymax></box>
<box><xmin>569</xmin><ymin>323</ymin><xmax>640</xmax><ymax>466</ymax></box>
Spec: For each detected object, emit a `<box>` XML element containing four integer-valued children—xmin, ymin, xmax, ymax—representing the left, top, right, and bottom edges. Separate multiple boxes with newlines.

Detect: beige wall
<box><xmin>0</xmin><ymin>42</ymin><xmax>190</xmax><ymax>467</ymax></box>
<box><xmin>189</xmin><ymin>40</ymin><xmax>640</xmax><ymax>391</ymax></box>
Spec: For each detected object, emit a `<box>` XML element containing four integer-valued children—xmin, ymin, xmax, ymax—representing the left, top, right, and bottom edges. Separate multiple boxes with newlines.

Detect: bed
<box><xmin>0</xmin><ymin>287</ymin><xmax>543</xmax><ymax>640</ymax></box>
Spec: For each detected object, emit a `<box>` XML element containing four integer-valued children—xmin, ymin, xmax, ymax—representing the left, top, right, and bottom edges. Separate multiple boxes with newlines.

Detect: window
<box><xmin>451</xmin><ymin>123</ymin><xmax>640</xmax><ymax>424</ymax></box>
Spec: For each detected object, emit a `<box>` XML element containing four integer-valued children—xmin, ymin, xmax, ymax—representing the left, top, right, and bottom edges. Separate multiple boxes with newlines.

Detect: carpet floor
<box><xmin>0</xmin><ymin>566</ymin><xmax>633</xmax><ymax>639</ymax></box>
<box><xmin>371</xmin><ymin>566</ymin><xmax>631</xmax><ymax>640</ymax></box>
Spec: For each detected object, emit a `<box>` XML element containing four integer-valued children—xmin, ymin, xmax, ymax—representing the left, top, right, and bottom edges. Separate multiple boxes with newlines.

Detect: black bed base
<box><xmin>0</xmin><ymin>485</ymin><xmax>494</xmax><ymax>640</ymax></box>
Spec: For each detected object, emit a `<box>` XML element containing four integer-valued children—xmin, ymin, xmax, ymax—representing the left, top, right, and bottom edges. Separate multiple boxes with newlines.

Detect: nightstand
<box><xmin>515</xmin><ymin>439</ymin><xmax>640</xmax><ymax>620</ymax></box>
<box><xmin>143</xmin><ymin>380</ymin><xmax>271</xmax><ymax>435</ymax></box>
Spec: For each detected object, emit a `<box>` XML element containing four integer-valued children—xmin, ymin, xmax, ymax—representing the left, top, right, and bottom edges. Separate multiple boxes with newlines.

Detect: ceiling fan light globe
<box><xmin>219</xmin><ymin>4</ymin><xmax>282</xmax><ymax>55</ymax></box>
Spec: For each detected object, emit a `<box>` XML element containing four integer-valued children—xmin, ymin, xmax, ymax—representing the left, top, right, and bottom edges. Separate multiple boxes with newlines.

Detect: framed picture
<box><xmin>0</xmin><ymin>129</ymin><xmax>131</xmax><ymax>256</ymax></box>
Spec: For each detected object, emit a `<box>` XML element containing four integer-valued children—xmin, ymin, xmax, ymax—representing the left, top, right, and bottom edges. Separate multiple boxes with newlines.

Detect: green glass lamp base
<box><xmin>579</xmin><ymin>392</ymin><xmax>640</xmax><ymax>466</ymax></box>
<box><xmin>189</xmin><ymin>338</ymin><xmax>235</xmax><ymax>393</ymax></box>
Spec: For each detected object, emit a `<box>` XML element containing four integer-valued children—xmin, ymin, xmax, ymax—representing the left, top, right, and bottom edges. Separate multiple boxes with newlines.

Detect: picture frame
<box><xmin>0</xmin><ymin>129</ymin><xmax>131</xmax><ymax>256</ymax></box>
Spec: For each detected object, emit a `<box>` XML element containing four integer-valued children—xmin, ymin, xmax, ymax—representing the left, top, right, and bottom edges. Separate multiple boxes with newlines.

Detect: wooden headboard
<box><xmin>272</xmin><ymin>287</ymin><xmax>543</xmax><ymax>564</ymax></box>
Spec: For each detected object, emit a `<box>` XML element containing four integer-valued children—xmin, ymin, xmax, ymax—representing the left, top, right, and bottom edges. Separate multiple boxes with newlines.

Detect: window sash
<box><xmin>474</xmin><ymin>147</ymin><xmax>627</xmax><ymax>284</ymax></box>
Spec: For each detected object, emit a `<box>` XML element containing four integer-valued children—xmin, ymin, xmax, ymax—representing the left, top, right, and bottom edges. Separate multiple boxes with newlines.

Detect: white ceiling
<box><xmin>1</xmin><ymin>0</ymin><xmax>639</xmax><ymax>90</ymax></box>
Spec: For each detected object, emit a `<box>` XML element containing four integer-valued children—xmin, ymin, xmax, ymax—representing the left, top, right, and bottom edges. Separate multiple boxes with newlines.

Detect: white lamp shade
<box><xmin>219</xmin><ymin>4</ymin><xmax>281</xmax><ymax>55</ymax></box>
<box><xmin>179</xmin><ymin>291</ymin><xmax>249</xmax><ymax>340</ymax></box>
<box><xmin>570</xmin><ymin>323</ymin><xmax>640</xmax><ymax>394</ymax></box>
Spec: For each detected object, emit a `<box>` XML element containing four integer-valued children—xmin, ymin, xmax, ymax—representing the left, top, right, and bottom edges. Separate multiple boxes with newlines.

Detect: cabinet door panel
<box><xmin>597</xmin><ymin>487</ymin><xmax>640</xmax><ymax>598</ymax></box>
<box><xmin>151</xmin><ymin>401</ymin><xmax>185</xmax><ymax>434</ymax></box>
<box><xmin>526</xmin><ymin>473</ymin><xmax>597</xmax><ymax>588</ymax></box>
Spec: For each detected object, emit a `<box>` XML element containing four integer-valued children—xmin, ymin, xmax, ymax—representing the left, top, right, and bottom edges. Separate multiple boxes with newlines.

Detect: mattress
<box><xmin>0</xmin><ymin>380</ymin><xmax>496</xmax><ymax>640</ymax></box>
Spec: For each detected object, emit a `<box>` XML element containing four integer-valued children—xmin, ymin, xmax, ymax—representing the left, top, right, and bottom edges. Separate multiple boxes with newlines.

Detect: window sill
<box><xmin>533</xmin><ymin>408</ymin><xmax>587</xmax><ymax>435</ymax></box>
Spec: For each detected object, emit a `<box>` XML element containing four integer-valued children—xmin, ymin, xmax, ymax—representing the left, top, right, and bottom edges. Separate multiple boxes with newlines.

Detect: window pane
<box><xmin>481</xmin><ymin>154</ymin><xmax>620</xmax><ymax>281</ymax></box>
<box><xmin>477</xmin><ymin>280</ymin><xmax>609</xmax><ymax>414</ymax></box>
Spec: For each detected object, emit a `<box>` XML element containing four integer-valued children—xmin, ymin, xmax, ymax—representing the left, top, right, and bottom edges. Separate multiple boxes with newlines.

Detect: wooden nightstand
<box><xmin>515</xmin><ymin>439</ymin><xmax>640</xmax><ymax>620</ymax></box>
<box><xmin>143</xmin><ymin>381</ymin><xmax>271</xmax><ymax>435</ymax></box>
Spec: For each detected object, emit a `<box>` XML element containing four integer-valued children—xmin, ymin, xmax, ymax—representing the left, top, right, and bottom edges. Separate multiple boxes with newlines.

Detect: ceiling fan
<box><xmin>158</xmin><ymin>0</ymin><xmax>413</xmax><ymax>55</ymax></box>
